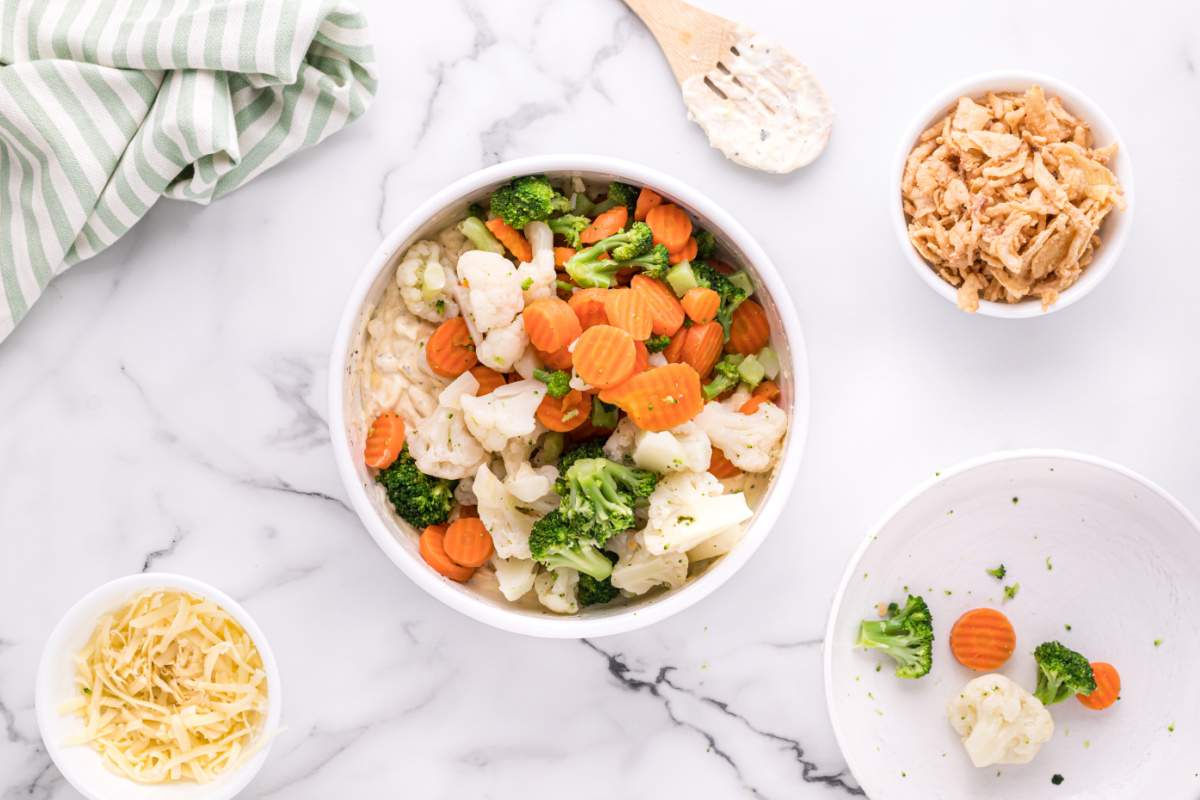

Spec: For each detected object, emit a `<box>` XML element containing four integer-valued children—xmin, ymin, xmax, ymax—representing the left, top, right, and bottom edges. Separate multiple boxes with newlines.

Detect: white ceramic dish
<box><xmin>893</xmin><ymin>71</ymin><xmax>1135</xmax><ymax>318</ymax></box>
<box><xmin>329</xmin><ymin>154</ymin><xmax>810</xmax><ymax>639</ymax></box>
<box><xmin>36</xmin><ymin>573</ymin><xmax>282</xmax><ymax>800</ymax></box>
<box><xmin>824</xmin><ymin>451</ymin><xmax>1200</xmax><ymax>799</ymax></box>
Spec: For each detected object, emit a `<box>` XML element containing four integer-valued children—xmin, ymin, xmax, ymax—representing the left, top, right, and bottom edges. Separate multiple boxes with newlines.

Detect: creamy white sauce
<box><xmin>682</xmin><ymin>31</ymin><xmax>832</xmax><ymax>174</ymax></box>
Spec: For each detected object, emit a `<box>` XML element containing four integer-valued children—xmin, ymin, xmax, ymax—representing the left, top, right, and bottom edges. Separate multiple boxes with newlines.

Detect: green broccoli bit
<box><xmin>578</xmin><ymin>556</ymin><xmax>620</xmax><ymax>607</ymax></box>
<box><xmin>726</xmin><ymin>270</ymin><xmax>754</xmax><ymax>297</ymax></box>
<box><xmin>644</xmin><ymin>333</ymin><xmax>672</xmax><ymax>353</ymax></box>
<box><xmin>737</xmin><ymin>354</ymin><xmax>765</xmax><ymax>388</ymax></box>
<box><xmin>694</xmin><ymin>228</ymin><xmax>717</xmax><ymax>261</ymax></box>
<box><xmin>591</xmin><ymin>397</ymin><xmax>619</xmax><ymax>429</ymax></box>
<box><xmin>466</xmin><ymin>202</ymin><xmax>487</xmax><ymax>220</ymax></box>
<box><xmin>592</xmin><ymin>181</ymin><xmax>639</xmax><ymax>214</ymax></box>
<box><xmin>547</xmin><ymin>214</ymin><xmax>590</xmax><ymax>248</ymax></box>
<box><xmin>693</xmin><ymin>261</ymin><xmax>748</xmax><ymax>337</ymax></box>
<box><xmin>856</xmin><ymin>595</ymin><xmax>934</xmax><ymax>679</ymax></box>
<box><xmin>528</xmin><ymin>510</ymin><xmax>614</xmax><ymax>581</ymax></box>
<box><xmin>533</xmin><ymin>368</ymin><xmax>572</xmax><ymax>398</ymax></box>
<box><xmin>554</xmin><ymin>438</ymin><xmax>607</xmax><ymax>494</ymax></box>
<box><xmin>489</xmin><ymin>175</ymin><xmax>570</xmax><ymax>229</ymax></box>
<box><xmin>666</xmin><ymin>261</ymin><xmax>699</xmax><ymax>296</ymax></box>
<box><xmin>457</xmin><ymin>216</ymin><xmax>505</xmax><ymax>255</ymax></box>
<box><xmin>1004</xmin><ymin>582</ymin><xmax>1020</xmax><ymax>600</ymax></box>
<box><xmin>702</xmin><ymin>354</ymin><xmax>745</xmax><ymax>401</ymax></box>
<box><xmin>375</xmin><ymin>447</ymin><xmax>457</xmax><ymax>528</ymax></box>
<box><xmin>557</xmin><ymin>457</ymin><xmax>658</xmax><ymax>543</ymax></box>
<box><xmin>563</xmin><ymin>223</ymin><xmax>656</xmax><ymax>287</ymax></box>
<box><xmin>986</xmin><ymin>563</ymin><xmax>1007</xmax><ymax>580</ymax></box>
<box><xmin>1033</xmin><ymin>641</ymin><xmax>1096</xmax><ymax>706</ymax></box>
<box><xmin>538</xmin><ymin>431</ymin><xmax>565</xmax><ymax>464</ymax></box>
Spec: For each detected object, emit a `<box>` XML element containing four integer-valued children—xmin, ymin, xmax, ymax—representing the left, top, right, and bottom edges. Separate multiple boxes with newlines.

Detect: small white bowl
<box><xmin>36</xmin><ymin>573</ymin><xmax>282</xmax><ymax>800</ymax></box>
<box><xmin>823</xmin><ymin>450</ymin><xmax>1200</xmax><ymax>799</ymax></box>
<box><xmin>893</xmin><ymin>71</ymin><xmax>1135</xmax><ymax>318</ymax></box>
<box><xmin>329</xmin><ymin>154</ymin><xmax>811</xmax><ymax>638</ymax></box>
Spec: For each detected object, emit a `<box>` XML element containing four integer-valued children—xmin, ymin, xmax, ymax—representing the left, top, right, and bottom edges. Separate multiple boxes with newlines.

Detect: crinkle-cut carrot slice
<box><xmin>364</xmin><ymin>412</ymin><xmax>406</xmax><ymax>469</ymax></box>
<box><xmin>680</xmin><ymin>321</ymin><xmax>723</xmax><ymax>377</ymax></box>
<box><xmin>419</xmin><ymin>525</ymin><xmax>476</xmax><ymax>582</ymax></box>
<box><xmin>681</xmin><ymin>287</ymin><xmax>720</xmax><ymax>325</ymax></box>
<box><xmin>443</xmin><ymin>517</ymin><xmax>494</xmax><ymax>568</ymax></box>
<box><xmin>635</xmin><ymin>187</ymin><xmax>663</xmax><ymax>221</ymax></box>
<box><xmin>601</xmin><ymin>363</ymin><xmax>703</xmax><ymax>432</ymax></box>
<box><xmin>572</xmin><ymin>325</ymin><xmax>636</xmax><ymax>389</ymax></box>
<box><xmin>630</xmin><ymin>274</ymin><xmax>684</xmax><ymax>336</ymax></box>
<box><xmin>426</xmin><ymin>317</ymin><xmax>477</xmax><ymax>378</ymax></box>
<box><xmin>728</xmin><ymin>300</ymin><xmax>770</xmax><ymax>355</ymax></box>
<box><xmin>949</xmin><ymin>608</ymin><xmax>1017</xmax><ymax>671</ymax></box>
<box><xmin>523</xmin><ymin>297</ymin><xmax>582</xmax><ymax>354</ymax></box>
<box><xmin>536</xmin><ymin>389</ymin><xmax>590</xmax><ymax>432</ymax></box>
<box><xmin>568</xmin><ymin>288</ymin><xmax>611</xmax><ymax>330</ymax></box>
<box><xmin>604</xmin><ymin>287</ymin><xmax>653</xmax><ymax>340</ymax></box>
<box><xmin>646</xmin><ymin>204</ymin><xmax>692</xmax><ymax>252</ymax></box>
<box><xmin>485</xmin><ymin>218</ymin><xmax>532</xmax><ymax>262</ymax></box>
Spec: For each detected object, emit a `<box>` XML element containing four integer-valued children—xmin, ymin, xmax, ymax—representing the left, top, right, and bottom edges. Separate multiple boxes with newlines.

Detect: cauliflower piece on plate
<box><xmin>515</xmin><ymin>221</ymin><xmax>556</xmax><ymax>303</ymax></box>
<box><xmin>644</xmin><ymin>471</ymin><xmax>752</xmax><ymax>555</ymax></box>
<box><xmin>472</xmin><ymin>463</ymin><xmax>541</xmax><ymax>559</ymax></box>
<box><xmin>438</xmin><ymin>370</ymin><xmax>479</xmax><ymax>410</ymax></box>
<box><xmin>535</xmin><ymin>567</ymin><xmax>579</xmax><ymax>614</ymax></box>
<box><xmin>475</xmin><ymin>316</ymin><xmax>529</xmax><ymax>373</ymax></box>
<box><xmin>608</xmin><ymin>532</ymin><xmax>689</xmax><ymax>595</ymax></box>
<box><xmin>456</xmin><ymin>250</ymin><xmax>524</xmax><ymax>333</ymax></box>
<box><xmin>947</xmin><ymin>674</ymin><xmax>1054</xmax><ymax>768</ymax></box>
<box><xmin>694</xmin><ymin>399</ymin><xmax>787</xmax><ymax>473</ymax></box>
<box><xmin>396</xmin><ymin>241</ymin><xmax>460</xmax><ymax>323</ymax></box>
<box><xmin>604</xmin><ymin>416</ymin><xmax>639</xmax><ymax>464</ymax></box>
<box><xmin>461</xmin><ymin>379</ymin><xmax>546</xmax><ymax>452</ymax></box>
<box><xmin>491</xmin><ymin>555</ymin><xmax>538</xmax><ymax>602</ymax></box>
<box><xmin>632</xmin><ymin>421</ymin><xmax>712</xmax><ymax>473</ymax></box>
<box><xmin>405</xmin><ymin>406</ymin><xmax>487</xmax><ymax>480</ymax></box>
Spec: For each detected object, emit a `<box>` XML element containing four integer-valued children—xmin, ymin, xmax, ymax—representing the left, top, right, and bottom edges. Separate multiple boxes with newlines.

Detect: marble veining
<box><xmin>4</xmin><ymin>0</ymin><xmax>1200</xmax><ymax>797</ymax></box>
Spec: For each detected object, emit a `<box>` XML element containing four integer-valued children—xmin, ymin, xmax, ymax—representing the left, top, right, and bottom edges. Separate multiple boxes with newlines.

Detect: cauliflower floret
<box><xmin>687</xmin><ymin>525</ymin><xmax>745</xmax><ymax>562</ymax></box>
<box><xmin>436</xmin><ymin>224</ymin><xmax>471</xmax><ymax>263</ymax></box>
<box><xmin>515</xmin><ymin>221</ymin><xmax>556</xmax><ymax>303</ymax></box>
<box><xmin>608</xmin><ymin>532</ymin><xmax>688</xmax><ymax>596</ymax></box>
<box><xmin>438</xmin><ymin>370</ymin><xmax>479</xmax><ymax>410</ymax></box>
<box><xmin>456</xmin><ymin>250</ymin><xmax>524</xmax><ymax>333</ymax></box>
<box><xmin>405</xmin><ymin>406</ymin><xmax>487</xmax><ymax>480</ymax></box>
<box><xmin>491</xmin><ymin>555</ymin><xmax>538</xmax><ymax>602</ymax></box>
<box><xmin>947</xmin><ymin>674</ymin><xmax>1054</xmax><ymax>768</ymax></box>
<box><xmin>396</xmin><ymin>240</ymin><xmax>460</xmax><ymax>323</ymax></box>
<box><xmin>604</xmin><ymin>416</ymin><xmax>638</xmax><ymax>463</ymax></box>
<box><xmin>644</xmin><ymin>471</ymin><xmax>753</xmax><ymax>555</ymax></box>
<box><xmin>475</xmin><ymin>316</ymin><xmax>529</xmax><ymax>373</ymax></box>
<box><xmin>512</xmin><ymin>346</ymin><xmax>540</xmax><ymax>380</ymax></box>
<box><xmin>632</xmin><ymin>421</ymin><xmax>712</xmax><ymax>473</ymax></box>
<box><xmin>473</xmin><ymin>463</ymin><xmax>540</xmax><ymax>559</ymax></box>
<box><xmin>694</xmin><ymin>399</ymin><xmax>787</xmax><ymax>473</ymax></box>
<box><xmin>461</xmin><ymin>379</ymin><xmax>546</xmax><ymax>452</ymax></box>
<box><xmin>506</xmin><ymin>463</ymin><xmax>559</xmax><ymax>507</ymax></box>
<box><xmin>534</xmin><ymin>568</ymin><xmax>579</xmax><ymax>614</ymax></box>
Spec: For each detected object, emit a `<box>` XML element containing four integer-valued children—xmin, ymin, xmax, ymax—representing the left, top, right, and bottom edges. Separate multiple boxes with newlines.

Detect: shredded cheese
<box><xmin>61</xmin><ymin>589</ymin><xmax>268</xmax><ymax>784</ymax></box>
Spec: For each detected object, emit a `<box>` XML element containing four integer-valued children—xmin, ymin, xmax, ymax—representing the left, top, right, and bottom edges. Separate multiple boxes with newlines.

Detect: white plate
<box><xmin>824</xmin><ymin>451</ymin><xmax>1200</xmax><ymax>798</ymax></box>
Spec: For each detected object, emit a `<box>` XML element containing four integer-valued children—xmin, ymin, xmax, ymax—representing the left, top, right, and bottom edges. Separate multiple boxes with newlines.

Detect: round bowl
<box><xmin>892</xmin><ymin>70</ymin><xmax>1135</xmax><ymax>318</ymax></box>
<box><xmin>36</xmin><ymin>573</ymin><xmax>283</xmax><ymax>800</ymax></box>
<box><xmin>824</xmin><ymin>450</ymin><xmax>1200</xmax><ymax>799</ymax></box>
<box><xmin>329</xmin><ymin>154</ymin><xmax>810</xmax><ymax>638</ymax></box>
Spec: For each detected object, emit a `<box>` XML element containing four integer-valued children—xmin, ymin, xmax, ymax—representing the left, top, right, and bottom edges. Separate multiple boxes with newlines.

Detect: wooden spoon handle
<box><xmin>622</xmin><ymin>0</ymin><xmax>740</xmax><ymax>85</ymax></box>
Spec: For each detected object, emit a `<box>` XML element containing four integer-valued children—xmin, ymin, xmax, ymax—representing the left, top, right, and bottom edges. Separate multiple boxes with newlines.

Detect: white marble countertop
<box><xmin>3</xmin><ymin>1</ymin><xmax>1199</xmax><ymax>797</ymax></box>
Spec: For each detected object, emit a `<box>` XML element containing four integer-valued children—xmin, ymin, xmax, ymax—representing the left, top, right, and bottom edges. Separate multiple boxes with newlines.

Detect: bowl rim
<box><xmin>35</xmin><ymin>572</ymin><xmax>283</xmax><ymax>800</ymax></box>
<box><xmin>821</xmin><ymin>448</ymin><xmax>1200</xmax><ymax>796</ymax></box>
<box><xmin>328</xmin><ymin>153</ymin><xmax>811</xmax><ymax>638</ymax></box>
<box><xmin>891</xmin><ymin>69</ymin><xmax>1136</xmax><ymax>319</ymax></box>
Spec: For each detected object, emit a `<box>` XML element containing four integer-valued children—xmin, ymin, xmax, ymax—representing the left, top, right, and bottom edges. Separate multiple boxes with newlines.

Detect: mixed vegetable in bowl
<box><xmin>358</xmin><ymin>174</ymin><xmax>788</xmax><ymax>615</ymax></box>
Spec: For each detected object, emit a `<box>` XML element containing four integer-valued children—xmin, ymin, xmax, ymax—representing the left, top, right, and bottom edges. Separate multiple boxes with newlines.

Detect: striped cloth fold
<box><xmin>0</xmin><ymin>0</ymin><xmax>377</xmax><ymax>340</ymax></box>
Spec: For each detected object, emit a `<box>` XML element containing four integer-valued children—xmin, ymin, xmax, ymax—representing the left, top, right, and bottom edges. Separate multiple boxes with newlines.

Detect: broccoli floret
<box><xmin>528</xmin><ymin>510</ymin><xmax>614</xmax><ymax>581</ymax></box>
<box><xmin>986</xmin><ymin>563</ymin><xmax>1007</xmax><ymax>580</ymax></box>
<box><xmin>554</xmin><ymin>438</ymin><xmax>607</xmax><ymax>494</ymax></box>
<box><xmin>533</xmin><ymin>368</ymin><xmax>571</xmax><ymax>398</ymax></box>
<box><xmin>645</xmin><ymin>333</ymin><xmax>672</xmax><ymax>353</ymax></box>
<box><xmin>856</xmin><ymin>595</ymin><xmax>934</xmax><ymax>679</ymax></box>
<box><xmin>1033</xmin><ymin>641</ymin><xmax>1096</xmax><ymax>706</ymax></box>
<box><xmin>591</xmin><ymin>397</ymin><xmax>618</xmax><ymax>429</ymax></box>
<box><xmin>693</xmin><ymin>261</ymin><xmax>748</xmax><ymax>337</ymax></box>
<box><xmin>592</xmin><ymin>181</ymin><xmax>639</xmax><ymax>214</ymax></box>
<box><xmin>489</xmin><ymin>175</ymin><xmax>570</xmax><ymax>229</ymax></box>
<box><xmin>619</xmin><ymin>243</ymin><xmax>671</xmax><ymax>279</ymax></box>
<box><xmin>578</xmin><ymin>555</ymin><xmax>620</xmax><ymax>607</ymax></box>
<box><xmin>563</xmin><ymin>223</ymin><xmax>654</xmax><ymax>287</ymax></box>
<box><xmin>702</xmin><ymin>354</ymin><xmax>745</xmax><ymax>400</ymax></box>
<box><xmin>558</xmin><ymin>457</ymin><xmax>658</xmax><ymax>543</ymax></box>
<box><xmin>547</xmin><ymin>214</ymin><xmax>590</xmax><ymax>248</ymax></box>
<box><xmin>375</xmin><ymin>447</ymin><xmax>457</xmax><ymax>528</ymax></box>
<box><xmin>694</xmin><ymin>229</ymin><xmax>717</xmax><ymax>260</ymax></box>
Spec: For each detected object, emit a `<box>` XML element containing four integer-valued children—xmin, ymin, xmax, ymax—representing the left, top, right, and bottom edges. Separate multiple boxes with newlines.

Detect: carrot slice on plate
<box><xmin>634</xmin><ymin>187</ymin><xmax>663</xmax><ymax>221</ymax></box>
<box><xmin>426</xmin><ymin>317</ymin><xmax>477</xmax><ymax>378</ymax></box>
<box><xmin>632</xmin><ymin>340</ymin><xmax>650</xmax><ymax>374</ymax></box>
<box><xmin>604</xmin><ymin>287</ymin><xmax>653</xmax><ymax>340</ymax></box>
<box><xmin>630</xmin><ymin>274</ymin><xmax>684</xmax><ymax>336</ymax></box>
<box><xmin>580</xmin><ymin>207</ymin><xmax>628</xmax><ymax>245</ymax></box>
<box><xmin>949</xmin><ymin>608</ymin><xmax>1017</xmax><ymax>671</ymax></box>
<box><xmin>646</xmin><ymin>204</ymin><xmax>692</xmax><ymax>252</ymax></box>
<box><xmin>442</xmin><ymin>517</ymin><xmax>494</xmax><ymax>568</ymax></box>
<box><xmin>568</xmin><ymin>288</ymin><xmax>611</xmax><ymax>330</ymax></box>
<box><xmin>601</xmin><ymin>363</ymin><xmax>703</xmax><ymax>432</ymax></box>
<box><xmin>680</xmin><ymin>321</ymin><xmax>724</xmax><ymax>377</ymax></box>
<box><xmin>523</xmin><ymin>297</ymin><xmax>582</xmax><ymax>354</ymax></box>
<box><xmin>537</xmin><ymin>343</ymin><xmax>574</xmax><ymax>370</ymax></box>
<box><xmin>739</xmin><ymin>380</ymin><xmax>780</xmax><ymax>414</ymax></box>
<box><xmin>537</xmin><ymin>389</ymin><xmax>590</xmax><ymax>432</ymax></box>
<box><xmin>553</xmin><ymin>246</ymin><xmax>576</xmax><ymax>267</ymax></box>
<box><xmin>681</xmin><ymin>287</ymin><xmax>721</xmax><ymax>325</ymax></box>
<box><xmin>1077</xmin><ymin>662</ymin><xmax>1121</xmax><ymax>710</ymax></box>
<box><xmin>707</xmin><ymin>446</ymin><xmax>741</xmax><ymax>479</ymax></box>
<box><xmin>663</xmin><ymin>327</ymin><xmax>688</xmax><ymax>363</ymax></box>
<box><xmin>419</xmin><ymin>525</ymin><xmax>476</xmax><ymax>582</ymax></box>
<box><xmin>469</xmin><ymin>366</ymin><xmax>507</xmax><ymax>396</ymax></box>
<box><xmin>669</xmin><ymin>237</ymin><xmax>698</xmax><ymax>265</ymax></box>
<box><xmin>364</xmin><ymin>412</ymin><xmax>406</xmax><ymax>469</ymax></box>
<box><xmin>485</xmin><ymin>218</ymin><xmax>532</xmax><ymax>262</ymax></box>
<box><xmin>728</xmin><ymin>300</ymin><xmax>770</xmax><ymax>355</ymax></box>
<box><xmin>572</xmin><ymin>325</ymin><xmax>636</xmax><ymax>388</ymax></box>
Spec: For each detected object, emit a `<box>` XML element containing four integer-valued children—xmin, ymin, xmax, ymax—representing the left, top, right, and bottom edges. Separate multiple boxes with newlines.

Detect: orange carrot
<box><xmin>364</xmin><ymin>412</ymin><xmax>406</xmax><ymax>469</ymax></box>
<box><xmin>949</xmin><ymin>608</ymin><xmax>1017</xmax><ymax>671</ymax></box>
<box><xmin>470</xmin><ymin>366</ymin><xmax>507</xmax><ymax>396</ymax></box>
<box><xmin>580</xmin><ymin>207</ymin><xmax>628</xmax><ymax>245</ymax></box>
<box><xmin>600</xmin><ymin>363</ymin><xmax>703</xmax><ymax>432</ymax></box>
<box><xmin>568</xmin><ymin>288</ymin><xmax>611</xmax><ymax>330</ymax></box>
<box><xmin>523</xmin><ymin>297</ymin><xmax>582</xmax><ymax>354</ymax></box>
<box><xmin>442</xmin><ymin>517</ymin><xmax>494</xmax><ymax>568</ymax></box>
<box><xmin>681</xmin><ymin>287</ymin><xmax>721</xmax><ymax>325</ymax></box>
<box><xmin>634</xmin><ymin>187</ymin><xmax>663</xmax><ymax>221</ymax></box>
<box><xmin>426</xmin><ymin>317</ymin><xmax>477</xmax><ymax>378</ymax></box>
<box><xmin>419</xmin><ymin>525</ymin><xmax>476</xmax><ymax>582</ymax></box>
<box><xmin>630</xmin><ymin>274</ymin><xmax>684</xmax><ymax>336</ymax></box>
<box><xmin>604</xmin><ymin>287</ymin><xmax>653</xmax><ymax>340</ymax></box>
<box><xmin>1078</xmin><ymin>662</ymin><xmax>1121</xmax><ymax>710</ymax></box>
<box><xmin>680</xmin><ymin>321</ymin><xmax>724</xmax><ymax>377</ymax></box>
<box><xmin>632</xmin><ymin>340</ymin><xmax>650</xmax><ymax>374</ymax></box>
<box><xmin>739</xmin><ymin>380</ymin><xmax>780</xmax><ymax>414</ymax></box>
<box><xmin>573</xmin><ymin>325</ymin><xmax>636</xmax><ymax>388</ymax></box>
<box><xmin>663</xmin><ymin>327</ymin><xmax>688</xmax><ymax>363</ymax></box>
<box><xmin>485</xmin><ymin>218</ymin><xmax>532</xmax><ymax>262</ymax></box>
<box><xmin>537</xmin><ymin>389</ymin><xmax>590</xmax><ymax>432</ymax></box>
<box><xmin>708</xmin><ymin>446</ymin><xmax>742</xmax><ymax>479</ymax></box>
<box><xmin>537</xmin><ymin>344</ymin><xmax>574</xmax><ymax>370</ymax></box>
<box><xmin>728</xmin><ymin>300</ymin><xmax>770</xmax><ymax>355</ymax></box>
<box><xmin>646</xmin><ymin>204</ymin><xmax>692</xmax><ymax>252</ymax></box>
<box><xmin>669</xmin><ymin>237</ymin><xmax>698</xmax><ymax>265</ymax></box>
<box><xmin>554</xmin><ymin>246</ymin><xmax>576</xmax><ymax>267</ymax></box>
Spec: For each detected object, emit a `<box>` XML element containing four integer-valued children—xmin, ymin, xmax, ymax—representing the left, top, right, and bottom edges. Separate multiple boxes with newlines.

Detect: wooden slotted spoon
<box><xmin>622</xmin><ymin>0</ymin><xmax>832</xmax><ymax>173</ymax></box>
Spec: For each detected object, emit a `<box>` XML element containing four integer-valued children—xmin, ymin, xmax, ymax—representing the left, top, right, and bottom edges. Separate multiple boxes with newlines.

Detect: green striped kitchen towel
<box><xmin>0</xmin><ymin>0</ymin><xmax>377</xmax><ymax>341</ymax></box>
